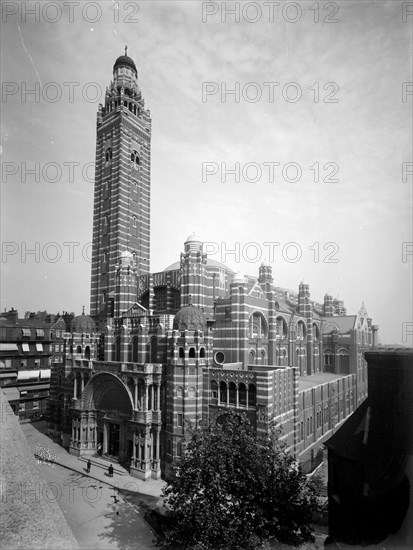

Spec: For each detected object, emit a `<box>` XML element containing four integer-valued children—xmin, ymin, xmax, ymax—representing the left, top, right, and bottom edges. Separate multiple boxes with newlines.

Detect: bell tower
<box><xmin>90</xmin><ymin>48</ymin><xmax>151</xmax><ymax>320</ymax></box>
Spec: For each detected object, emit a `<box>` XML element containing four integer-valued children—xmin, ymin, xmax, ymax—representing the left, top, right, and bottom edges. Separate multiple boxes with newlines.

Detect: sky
<box><xmin>1</xmin><ymin>0</ymin><xmax>412</xmax><ymax>345</ymax></box>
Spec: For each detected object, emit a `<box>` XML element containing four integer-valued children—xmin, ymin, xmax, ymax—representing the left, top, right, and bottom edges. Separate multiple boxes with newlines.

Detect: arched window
<box><xmin>105</xmin><ymin>148</ymin><xmax>112</xmax><ymax>162</ymax></box>
<box><xmin>176</xmin><ymin>386</ymin><xmax>183</xmax><ymax>398</ymax></box>
<box><xmin>276</xmin><ymin>317</ymin><xmax>287</xmax><ymax>338</ymax></box>
<box><xmin>248</xmin><ymin>384</ymin><xmax>256</xmax><ymax>407</ymax></box>
<box><xmin>132</xmin><ymin>337</ymin><xmax>139</xmax><ymax>362</ymax></box>
<box><xmin>229</xmin><ymin>382</ymin><xmax>236</xmax><ymax>404</ymax></box>
<box><xmin>338</xmin><ymin>349</ymin><xmax>349</xmax><ymax>373</ymax></box>
<box><xmin>261</xmin><ymin>349</ymin><xmax>266</xmax><ymax>365</ymax></box>
<box><xmin>179</xmin><ymin>347</ymin><xmax>184</xmax><ymax>359</ymax></box>
<box><xmin>131</xmin><ymin>149</ymin><xmax>140</xmax><ymax>168</ymax></box>
<box><xmin>76</xmin><ymin>345</ymin><xmax>82</xmax><ymax>354</ymax></box>
<box><xmin>249</xmin><ymin>312</ymin><xmax>268</xmax><ymax>338</ymax></box>
<box><xmin>297</xmin><ymin>321</ymin><xmax>306</xmax><ymax>339</ymax></box>
<box><xmin>150</xmin><ymin>337</ymin><xmax>157</xmax><ymax>363</ymax></box>
<box><xmin>239</xmin><ymin>383</ymin><xmax>247</xmax><ymax>406</ymax></box>
<box><xmin>200</xmin><ymin>347</ymin><xmax>205</xmax><ymax>358</ymax></box>
<box><xmin>189</xmin><ymin>347</ymin><xmax>195</xmax><ymax>358</ymax></box>
<box><xmin>249</xmin><ymin>350</ymin><xmax>255</xmax><ymax>365</ymax></box>
<box><xmin>188</xmin><ymin>386</ymin><xmax>196</xmax><ymax>399</ymax></box>
<box><xmin>210</xmin><ymin>380</ymin><xmax>218</xmax><ymax>400</ymax></box>
<box><xmin>84</xmin><ymin>346</ymin><xmax>90</xmax><ymax>360</ymax></box>
<box><xmin>324</xmin><ymin>349</ymin><xmax>334</xmax><ymax>369</ymax></box>
<box><xmin>220</xmin><ymin>381</ymin><xmax>227</xmax><ymax>403</ymax></box>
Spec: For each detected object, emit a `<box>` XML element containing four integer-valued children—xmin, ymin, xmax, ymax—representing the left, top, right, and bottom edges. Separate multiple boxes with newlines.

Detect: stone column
<box><xmin>81</xmin><ymin>373</ymin><xmax>85</xmax><ymax>393</ymax></box>
<box><xmin>103</xmin><ymin>422</ymin><xmax>108</xmax><ymax>454</ymax></box>
<box><xmin>134</xmin><ymin>379</ymin><xmax>138</xmax><ymax>409</ymax></box>
<box><xmin>156</xmin><ymin>383</ymin><xmax>161</xmax><ymax>411</ymax></box>
<box><xmin>144</xmin><ymin>383</ymin><xmax>148</xmax><ymax>411</ymax></box>
<box><xmin>74</xmin><ymin>374</ymin><xmax>77</xmax><ymax>399</ymax></box>
<box><xmin>132</xmin><ymin>433</ymin><xmax>137</xmax><ymax>465</ymax></box>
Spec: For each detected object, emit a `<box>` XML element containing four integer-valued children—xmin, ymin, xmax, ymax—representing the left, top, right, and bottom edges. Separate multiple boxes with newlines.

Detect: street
<box><xmin>38</xmin><ymin>461</ymin><xmax>157</xmax><ymax>549</ymax></box>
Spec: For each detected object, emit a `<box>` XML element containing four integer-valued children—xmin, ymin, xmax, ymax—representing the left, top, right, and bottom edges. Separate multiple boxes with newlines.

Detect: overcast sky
<box><xmin>1</xmin><ymin>0</ymin><xmax>412</xmax><ymax>345</ymax></box>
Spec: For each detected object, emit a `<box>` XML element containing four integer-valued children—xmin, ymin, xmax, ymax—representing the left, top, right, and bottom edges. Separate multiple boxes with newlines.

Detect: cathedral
<box><xmin>47</xmin><ymin>51</ymin><xmax>378</xmax><ymax>480</ymax></box>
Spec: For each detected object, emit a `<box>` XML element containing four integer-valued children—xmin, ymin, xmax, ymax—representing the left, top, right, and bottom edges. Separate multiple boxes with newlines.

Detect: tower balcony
<box><xmin>121</xmin><ymin>362</ymin><xmax>163</xmax><ymax>375</ymax></box>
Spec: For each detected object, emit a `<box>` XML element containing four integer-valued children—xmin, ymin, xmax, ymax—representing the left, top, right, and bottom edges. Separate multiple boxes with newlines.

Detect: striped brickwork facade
<box><xmin>90</xmin><ymin>60</ymin><xmax>151</xmax><ymax>319</ymax></box>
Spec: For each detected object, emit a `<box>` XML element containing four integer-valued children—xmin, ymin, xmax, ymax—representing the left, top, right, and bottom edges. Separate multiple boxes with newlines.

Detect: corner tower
<box><xmin>90</xmin><ymin>48</ymin><xmax>151</xmax><ymax>320</ymax></box>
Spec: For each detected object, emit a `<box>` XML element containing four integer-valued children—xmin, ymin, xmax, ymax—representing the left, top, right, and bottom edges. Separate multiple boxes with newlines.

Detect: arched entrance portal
<box><xmin>71</xmin><ymin>373</ymin><xmax>133</xmax><ymax>462</ymax></box>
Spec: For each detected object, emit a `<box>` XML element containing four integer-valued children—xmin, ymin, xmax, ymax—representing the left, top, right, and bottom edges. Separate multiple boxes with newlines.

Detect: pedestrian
<box><xmin>97</xmin><ymin>443</ymin><xmax>102</xmax><ymax>456</ymax></box>
<box><xmin>86</xmin><ymin>459</ymin><xmax>91</xmax><ymax>473</ymax></box>
<box><xmin>108</xmin><ymin>464</ymin><xmax>114</xmax><ymax>478</ymax></box>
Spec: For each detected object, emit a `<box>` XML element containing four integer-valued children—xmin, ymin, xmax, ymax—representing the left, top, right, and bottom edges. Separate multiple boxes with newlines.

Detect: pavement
<box><xmin>21</xmin><ymin>421</ymin><xmax>165</xmax><ymax>504</ymax></box>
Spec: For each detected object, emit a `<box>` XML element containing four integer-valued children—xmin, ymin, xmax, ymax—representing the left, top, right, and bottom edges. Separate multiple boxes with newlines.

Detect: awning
<box><xmin>17</xmin><ymin>370</ymin><xmax>40</xmax><ymax>381</ymax></box>
<box><xmin>0</xmin><ymin>371</ymin><xmax>17</xmax><ymax>378</ymax></box>
<box><xmin>36</xmin><ymin>343</ymin><xmax>43</xmax><ymax>352</ymax></box>
<box><xmin>22</xmin><ymin>329</ymin><xmax>31</xmax><ymax>337</ymax></box>
<box><xmin>40</xmin><ymin>369</ymin><xmax>51</xmax><ymax>379</ymax></box>
<box><xmin>0</xmin><ymin>343</ymin><xmax>18</xmax><ymax>352</ymax></box>
<box><xmin>2</xmin><ymin>387</ymin><xmax>20</xmax><ymax>401</ymax></box>
<box><xmin>22</xmin><ymin>343</ymin><xmax>30</xmax><ymax>352</ymax></box>
<box><xmin>36</xmin><ymin>329</ymin><xmax>45</xmax><ymax>337</ymax></box>
<box><xmin>18</xmin><ymin>384</ymin><xmax>49</xmax><ymax>393</ymax></box>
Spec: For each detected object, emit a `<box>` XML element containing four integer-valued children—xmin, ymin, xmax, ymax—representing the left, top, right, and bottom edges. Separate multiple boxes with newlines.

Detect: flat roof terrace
<box><xmin>298</xmin><ymin>372</ymin><xmax>352</xmax><ymax>391</ymax></box>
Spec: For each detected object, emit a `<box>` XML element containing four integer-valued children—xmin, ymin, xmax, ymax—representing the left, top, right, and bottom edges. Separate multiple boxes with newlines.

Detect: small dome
<box><xmin>121</xmin><ymin>250</ymin><xmax>133</xmax><ymax>258</ymax></box>
<box><xmin>173</xmin><ymin>304</ymin><xmax>206</xmax><ymax>332</ymax></box>
<box><xmin>113</xmin><ymin>54</ymin><xmax>137</xmax><ymax>75</ymax></box>
<box><xmin>70</xmin><ymin>313</ymin><xmax>96</xmax><ymax>334</ymax></box>
<box><xmin>260</xmin><ymin>261</ymin><xmax>270</xmax><ymax>268</ymax></box>
<box><xmin>232</xmin><ymin>272</ymin><xmax>246</xmax><ymax>284</ymax></box>
<box><xmin>185</xmin><ymin>233</ymin><xmax>201</xmax><ymax>243</ymax></box>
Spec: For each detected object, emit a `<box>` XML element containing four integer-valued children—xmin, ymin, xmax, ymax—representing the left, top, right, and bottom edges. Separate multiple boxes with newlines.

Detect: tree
<box><xmin>159</xmin><ymin>411</ymin><xmax>319</xmax><ymax>549</ymax></box>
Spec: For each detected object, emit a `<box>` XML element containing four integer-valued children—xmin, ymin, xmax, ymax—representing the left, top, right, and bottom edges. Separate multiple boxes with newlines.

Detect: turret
<box><xmin>180</xmin><ymin>234</ymin><xmax>208</xmax><ymax>312</ymax></box>
<box><xmin>323</xmin><ymin>293</ymin><xmax>334</xmax><ymax>316</ymax></box>
<box><xmin>298</xmin><ymin>281</ymin><xmax>311</xmax><ymax>317</ymax></box>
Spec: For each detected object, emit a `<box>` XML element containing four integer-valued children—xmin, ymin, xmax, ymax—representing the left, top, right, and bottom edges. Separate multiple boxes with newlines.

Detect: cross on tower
<box><xmin>125</xmin><ymin>45</ymin><xmax>128</xmax><ymax>56</ymax></box>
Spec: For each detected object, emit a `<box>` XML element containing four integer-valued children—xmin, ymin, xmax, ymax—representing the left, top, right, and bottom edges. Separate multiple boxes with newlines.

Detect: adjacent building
<box><xmin>325</xmin><ymin>348</ymin><xmax>413</xmax><ymax>548</ymax></box>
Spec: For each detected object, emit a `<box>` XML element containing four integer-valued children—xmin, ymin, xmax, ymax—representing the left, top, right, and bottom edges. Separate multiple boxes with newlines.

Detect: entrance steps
<box><xmin>79</xmin><ymin>455</ymin><xmax>128</xmax><ymax>476</ymax></box>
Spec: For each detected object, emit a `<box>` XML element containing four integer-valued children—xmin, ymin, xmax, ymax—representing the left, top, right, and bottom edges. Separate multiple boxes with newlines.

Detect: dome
<box><xmin>164</xmin><ymin>257</ymin><xmax>235</xmax><ymax>274</ymax></box>
<box><xmin>113</xmin><ymin>55</ymin><xmax>137</xmax><ymax>75</ymax></box>
<box><xmin>232</xmin><ymin>272</ymin><xmax>246</xmax><ymax>284</ymax></box>
<box><xmin>185</xmin><ymin>233</ymin><xmax>201</xmax><ymax>243</ymax></box>
<box><xmin>173</xmin><ymin>304</ymin><xmax>207</xmax><ymax>332</ymax></box>
<box><xmin>121</xmin><ymin>250</ymin><xmax>133</xmax><ymax>258</ymax></box>
<box><xmin>70</xmin><ymin>313</ymin><xmax>96</xmax><ymax>334</ymax></box>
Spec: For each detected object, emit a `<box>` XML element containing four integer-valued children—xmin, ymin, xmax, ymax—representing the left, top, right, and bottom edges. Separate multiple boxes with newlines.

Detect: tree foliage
<box><xmin>159</xmin><ymin>411</ymin><xmax>319</xmax><ymax>549</ymax></box>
